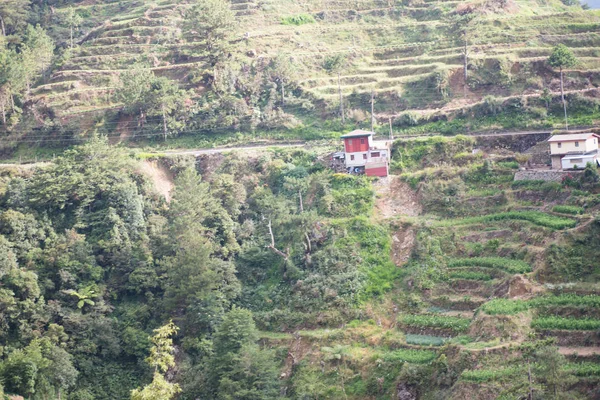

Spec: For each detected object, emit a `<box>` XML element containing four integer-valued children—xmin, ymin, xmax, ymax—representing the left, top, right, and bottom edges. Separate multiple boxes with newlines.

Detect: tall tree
<box><xmin>323</xmin><ymin>54</ymin><xmax>347</xmax><ymax>124</ymax></box>
<box><xmin>183</xmin><ymin>0</ymin><xmax>235</xmax><ymax>64</ymax></box>
<box><xmin>0</xmin><ymin>0</ymin><xmax>30</xmax><ymax>37</ymax></box>
<box><xmin>63</xmin><ymin>7</ymin><xmax>82</xmax><ymax>50</ymax></box>
<box><xmin>21</xmin><ymin>25</ymin><xmax>54</xmax><ymax>91</ymax></box>
<box><xmin>548</xmin><ymin>44</ymin><xmax>578</xmax><ymax>131</ymax></box>
<box><xmin>267</xmin><ymin>54</ymin><xmax>297</xmax><ymax>108</ymax></box>
<box><xmin>131</xmin><ymin>321</ymin><xmax>181</xmax><ymax>400</ymax></box>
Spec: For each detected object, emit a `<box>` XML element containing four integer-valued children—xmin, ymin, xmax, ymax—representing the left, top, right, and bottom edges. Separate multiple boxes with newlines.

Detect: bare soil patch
<box><xmin>139</xmin><ymin>160</ymin><xmax>174</xmax><ymax>202</ymax></box>
<box><xmin>374</xmin><ymin>176</ymin><xmax>421</xmax><ymax>219</ymax></box>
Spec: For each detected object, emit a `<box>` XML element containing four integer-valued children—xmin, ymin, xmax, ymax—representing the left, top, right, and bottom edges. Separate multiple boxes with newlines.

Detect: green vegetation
<box><xmin>565</xmin><ymin>362</ymin><xmax>600</xmax><ymax>377</ymax></box>
<box><xmin>281</xmin><ymin>14</ymin><xmax>315</xmax><ymax>25</ymax></box>
<box><xmin>436</xmin><ymin>211</ymin><xmax>577</xmax><ymax>230</ymax></box>
<box><xmin>532</xmin><ymin>316</ymin><xmax>600</xmax><ymax>330</ymax></box>
<box><xmin>448</xmin><ymin>257</ymin><xmax>532</xmax><ymax>274</ymax></box>
<box><xmin>552</xmin><ymin>205</ymin><xmax>584</xmax><ymax>215</ymax></box>
<box><xmin>448</xmin><ymin>270</ymin><xmax>493</xmax><ymax>281</ymax></box>
<box><xmin>461</xmin><ymin>366</ymin><xmax>523</xmax><ymax>383</ymax></box>
<box><xmin>376</xmin><ymin>348</ymin><xmax>437</xmax><ymax>364</ymax></box>
<box><xmin>405</xmin><ymin>334</ymin><xmax>448</xmax><ymax>346</ymax></box>
<box><xmin>481</xmin><ymin>294</ymin><xmax>600</xmax><ymax>315</ymax></box>
<box><xmin>399</xmin><ymin>314</ymin><xmax>471</xmax><ymax>333</ymax></box>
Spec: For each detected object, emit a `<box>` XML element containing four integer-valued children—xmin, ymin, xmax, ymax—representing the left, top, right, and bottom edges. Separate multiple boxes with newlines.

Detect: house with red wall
<box><xmin>340</xmin><ymin>130</ymin><xmax>391</xmax><ymax>177</ymax></box>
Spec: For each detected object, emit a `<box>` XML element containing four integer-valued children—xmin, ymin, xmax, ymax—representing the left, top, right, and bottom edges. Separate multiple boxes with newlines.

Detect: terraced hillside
<box><xmin>24</xmin><ymin>0</ymin><xmax>600</xmax><ymax>140</ymax></box>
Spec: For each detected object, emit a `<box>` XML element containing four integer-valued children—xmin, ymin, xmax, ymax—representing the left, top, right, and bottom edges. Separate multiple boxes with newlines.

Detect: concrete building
<box><xmin>548</xmin><ymin>133</ymin><xmax>600</xmax><ymax>170</ymax></box>
<box><xmin>340</xmin><ymin>130</ymin><xmax>391</xmax><ymax>177</ymax></box>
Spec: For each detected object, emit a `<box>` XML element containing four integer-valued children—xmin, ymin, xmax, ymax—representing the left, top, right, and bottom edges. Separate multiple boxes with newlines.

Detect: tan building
<box><xmin>548</xmin><ymin>133</ymin><xmax>600</xmax><ymax>170</ymax></box>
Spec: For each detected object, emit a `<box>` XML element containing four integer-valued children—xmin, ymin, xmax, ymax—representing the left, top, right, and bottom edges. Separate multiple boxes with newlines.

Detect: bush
<box><xmin>281</xmin><ymin>14</ymin><xmax>316</xmax><ymax>25</ymax></box>
<box><xmin>447</xmin><ymin>257</ymin><xmax>531</xmax><ymax>274</ymax></box>
<box><xmin>531</xmin><ymin>316</ymin><xmax>600</xmax><ymax>330</ymax></box>
<box><xmin>400</xmin><ymin>314</ymin><xmax>471</xmax><ymax>333</ymax></box>
<box><xmin>552</xmin><ymin>205</ymin><xmax>584</xmax><ymax>215</ymax></box>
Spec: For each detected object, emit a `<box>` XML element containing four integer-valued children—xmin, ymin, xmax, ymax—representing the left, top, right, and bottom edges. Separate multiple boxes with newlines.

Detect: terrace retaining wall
<box><xmin>514</xmin><ymin>170</ymin><xmax>584</xmax><ymax>182</ymax></box>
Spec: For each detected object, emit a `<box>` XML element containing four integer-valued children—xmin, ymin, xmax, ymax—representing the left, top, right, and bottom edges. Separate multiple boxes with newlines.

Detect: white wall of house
<box><xmin>561</xmin><ymin>155</ymin><xmax>598</xmax><ymax>170</ymax></box>
<box><xmin>550</xmin><ymin>137</ymin><xmax>598</xmax><ymax>154</ymax></box>
<box><xmin>345</xmin><ymin>151</ymin><xmax>369</xmax><ymax>167</ymax></box>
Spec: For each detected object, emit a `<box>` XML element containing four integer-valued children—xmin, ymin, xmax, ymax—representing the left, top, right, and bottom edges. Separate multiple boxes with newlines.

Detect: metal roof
<box><xmin>547</xmin><ymin>133</ymin><xmax>600</xmax><ymax>142</ymax></box>
<box><xmin>340</xmin><ymin>130</ymin><xmax>374</xmax><ymax>138</ymax></box>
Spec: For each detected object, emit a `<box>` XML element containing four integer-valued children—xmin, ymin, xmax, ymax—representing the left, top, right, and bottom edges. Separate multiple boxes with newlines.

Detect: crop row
<box><xmin>447</xmin><ymin>270</ymin><xmax>493</xmax><ymax>281</ymax></box>
<box><xmin>436</xmin><ymin>211</ymin><xmax>577</xmax><ymax>230</ymax></box>
<box><xmin>480</xmin><ymin>294</ymin><xmax>600</xmax><ymax>315</ymax></box>
<box><xmin>531</xmin><ymin>316</ymin><xmax>600</xmax><ymax>331</ymax></box>
<box><xmin>405</xmin><ymin>334</ymin><xmax>448</xmax><ymax>346</ymax></box>
<box><xmin>460</xmin><ymin>366</ymin><xmax>523</xmax><ymax>383</ymax></box>
<box><xmin>565</xmin><ymin>362</ymin><xmax>600</xmax><ymax>377</ymax></box>
<box><xmin>400</xmin><ymin>314</ymin><xmax>471</xmax><ymax>333</ymax></box>
<box><xmin>552</xmin><ymin>205</ymin><xmax>584</xmax><ymax>215</ymax></box>
<box><xmin>378</xmin><ymin>348</ymin><xmax>437</xmax><ymax>364</ymax></box>
<box><xmin>447</xmin><ymin>257</ymin><xmax>531</xmax><ymax>274</ymax></box>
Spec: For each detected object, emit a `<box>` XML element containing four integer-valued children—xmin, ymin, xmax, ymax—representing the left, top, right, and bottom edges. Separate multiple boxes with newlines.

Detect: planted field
<box><xmin>460</xmin><ymin>366</ymin><xmax>523</xmax><ymax>383</ymax></box>
<box><xmin>531</xmin><ymin>316</ymin><xmax>600</xmax><ymax>331</ymax></box>
<box><xmin>565</xmin><ymin>362</ymin><xmax>600</xmax><ymax>377</ymax></box>
<box><xmin>480</xmin><ymin>295</ymin><xmax>600</xmax><ymax>315</ymax></box>
<box><xmin>448</xmin><ymin>270</ymin><xmax>493</xmax><ymax>281</ymax></box>
<box><xmin>436</xmin><ymin>211</ymin><xmax>577</xmax><ymax>230</ymax></box>
<box><xmin>552</xmin><ymin>205</ymin><xmax>584</xmax><ymax>215</ymax></box>
<box><xmin>447</xmin><ymin>257</ymin><xmax>531</xmax><ymax>274</ymax></box>
<box><xmin>400</xmin><ymin>314</ymin><xmax>471</xmax><ymax>333</ymax></box>
<box><xmin>377</xmin><ymin>348</ymin><xmax>437</xmax><ymax>364</ymax></box>
<box><xmin>405</xmin><ymin>334</ymin><xmax>448</xmax><ymax>346</ymax></box>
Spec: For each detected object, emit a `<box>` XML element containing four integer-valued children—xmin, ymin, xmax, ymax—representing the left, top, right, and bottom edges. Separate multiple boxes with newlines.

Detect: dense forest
<box><xmin>2</xmin><ymin>0</ymin><xmax>600</xmax><ymax>399</ymax></box>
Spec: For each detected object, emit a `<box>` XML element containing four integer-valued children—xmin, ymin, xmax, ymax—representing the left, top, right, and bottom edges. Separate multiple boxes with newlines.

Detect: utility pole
<box><xmin>338</xmin><ymin>72</ymin><xmax>345</xmax><ymax>124</ymax></box>
<box><xmin>371</xmin><ymin>89</ymin><xmax>375</xmax><ymax>132</ymax></box>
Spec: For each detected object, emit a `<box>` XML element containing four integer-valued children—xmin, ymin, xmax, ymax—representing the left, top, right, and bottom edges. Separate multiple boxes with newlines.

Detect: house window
<box><xmin>361</xmin><ymin>138</ymin><xmax>365</xmax><ymax>144</ymax></box>
<box><xmin>348</xmin><ymin>139</ymin><xmax>353</xmax><ymax>145</ymax></box>
<box><xmin>575</xmin><ymin>142</ymin><xmax>580</xmax><ymax>147</ymax></box>
<box><xmin>363</xmin><ymin>154</ymin><xmax>367</xmax><ymax>159</ymax></box>
<box><xmin>570</xmin><ymin>158</ymin><xmax>583</xmax><ymax>164</ymax></box>
<box><xmin>350</xmin><ymin>155</ymin><xmax>355</xmax><ymax>160</ymax></box>
<box><xmin>371</xmin><ymin>151</ymin><xmax>380</xmax><ymax>157</ymax></box>
<box><xmin>558</xmin><ymin>143</ymin><xmax>562</xmax><ymax>148</ymax></box>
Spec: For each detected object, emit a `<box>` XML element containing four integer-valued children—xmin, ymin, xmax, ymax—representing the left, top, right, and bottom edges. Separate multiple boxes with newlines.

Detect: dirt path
<box><xmin>558</xmin><ymin>347</ymin><xmax>600</xmax><ymax>356</ymax></box>
<box><xmin>139</xmin><ymin>160</ymin><xmax>174</xmax><ymax>202</ymax></box>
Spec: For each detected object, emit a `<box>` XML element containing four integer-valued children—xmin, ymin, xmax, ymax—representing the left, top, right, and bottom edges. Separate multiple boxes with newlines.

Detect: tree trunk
<box><xmin>1</xmin><ymin>99</ymin><xmax>5</xmax><ymax>125</ymax></box>
<box><xmin>560</xmin><ymin>67</ymin><xmax>568</xmax><ymax>131</ymax></box>
<box><xmin>338</xmin><ymin>72</ymin><xmax>345</xmax><ymax>124</ymax></box>
<box><xmin>0</xmin><ymin>15</ymin><xmax>5</xmax><ymax>37</ymax></box>
<box><xmin>162</xmin><ymin>104</ymin><xmax>168</xmax><ymax>141</ymax></box>
<box><xmin>70</xmin><ymin>25</ymin><xmax>74</xmax><ymax>49</ymax></box>
<box><xmin>298</xmin><ymin>189</ymin><xmax>304</xmax><ymax>213</ymax></box>
<box><xmin>527</xmin><ymin>360</ymin><xmax>533</xmax><ymax>400</ymax></box>
<box><xmin>281</xmin><ymin>78</ymin><xmax>285</xmax><ymax>107</ymax></box>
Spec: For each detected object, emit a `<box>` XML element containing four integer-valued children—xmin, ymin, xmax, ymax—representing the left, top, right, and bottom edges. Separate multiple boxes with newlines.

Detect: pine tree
<box><xmin>548</xmin><ymin>44</ymin><xmax>578</xmax><ymax>130</ymax></box>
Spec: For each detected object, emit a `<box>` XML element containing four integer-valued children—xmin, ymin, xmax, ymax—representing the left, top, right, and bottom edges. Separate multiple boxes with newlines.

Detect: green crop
<box><xmin>480</xmin><ymin>299</ymin><xmax>530</xmax><ymax>315</ymax></box>
<box><xmin>480</xmin><ymin>295</ymin><xmax>600</xmax><ymax>315</ymax></box>
<box><xmin>405</xmin><ymin>334</ymin><xmax>448</xmax><ymax>346</ymax></box>
<box><xmin>461</xmin><ymin>366</ymin><xmax>523</xmax><ymax>383</ymax></box>
<box><xmin>436</xmin><ymin>211</ymin><xmax>576</xmax><ymax>230</ymax></box>
<box><xmin>565</xmin><ymin>362</ymin><xmax>600</xmax><ymax>377</ymax></box>
<box><xmin>552</xmin><ymin>205</ymin><xmax>584</xmax><ymax>215</ymax></box>
<box><xmin>379</xmin><ymin>348</ymin><xmax>437</xmax><ymax>364</ymax></box>
<box><xmin>400</xmin><ymin>314</ymin><xmax>471</xmax><ymax>333</ymax></box>
<box><xmin>448</xmin><ymin>271</ymin><xmax>493</xmax><ymax>281</ymax></box>
<box><xmin>531</xmin><ymin>316</ymin><xmax>600</xmax><ymax>330</ymax></box>
<box><xmin>447</xmin><ymin>257</ymin><xmax>531</xmax><ymax>274</ymax></box>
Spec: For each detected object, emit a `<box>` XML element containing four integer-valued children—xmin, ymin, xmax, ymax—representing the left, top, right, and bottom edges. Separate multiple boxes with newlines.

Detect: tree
<box><xmin>150</xmin><ymin>76</ymin><xmax>189</xmax><ymax>140</ymax></box>
<box><xmin>323</xmin><ymin>54</ymin><xmax>347</xmax><ymax>123</ymax></box>
<box><xmin>183</xmin><ymin>0</ymin><xmax>235</xmax><ymax>64</ymax></box>
<box><xmin>0</xmin><ymin>0</ymin><xmax>30</xmax><ymax>37</ymax></box>
<box><xmin>131</xmin><ymin>321</ymin><xmax>181</xmax><ymax>400</ymax></box>
<box><xmin>533</xmin><ymin>345</ymin><xmax>577</xmax><ymax>399</ymax></box>
<box><xmin>21</xmin><ymin>25</ymin><xmax>54</xmax><ymax>91</ymax></box>
<box><xmin>63</xmin><ymin>7</ymin><xmax>82</xmax><ymax>50</ymax></box>
<box><xmin>267</xmin><ymin>54</ymin><xmax>297</xmax><ymax>107</ymax></box>
<box><xmin>548</xmin><ymin>44</ymin><xmax>578</xmax><ymax>130</ymax></box>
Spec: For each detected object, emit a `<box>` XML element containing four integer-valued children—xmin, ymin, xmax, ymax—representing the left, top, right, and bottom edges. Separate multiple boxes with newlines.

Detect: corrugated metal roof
<box><xmin>340</xmin><ymin>130</ymin><xmax>374</xmax><ymax>138</ymax></box>
<box><xmin>547</xmin><ymin>133</ymin><xmax>599</xmax><ymax>142</ymax></box>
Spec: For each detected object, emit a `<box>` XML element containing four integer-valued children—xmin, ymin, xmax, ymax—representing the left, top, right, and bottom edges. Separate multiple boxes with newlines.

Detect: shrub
<box><xmin>447</xmin><ymin>257</ymin><xmax>531</xmax><ymax>274</ymax></box>
<box><xmin>531</xmin><ymin>316</ymin><xmax>600</xmax><ymax>330</ymax></box>
<box><xmin>281</xmin><ymin>14</ymin><xmax>316</xmax><ymax>25</ymax></box>
<box><xmin>552</xmin><ymin>205</ymin><xmax>584</xmax><ymax>215</ymax></box>
<box><xmin>400</xmin><ymin>314</ymin><xmax>471</xmax><ymax>333</ymax></box>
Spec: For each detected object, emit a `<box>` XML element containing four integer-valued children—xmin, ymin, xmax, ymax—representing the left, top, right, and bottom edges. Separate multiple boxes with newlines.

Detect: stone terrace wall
<box><xmin>514</xmin><ymin>170</ymin><xmax>584</xmax><ymax>182</ymax></box>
